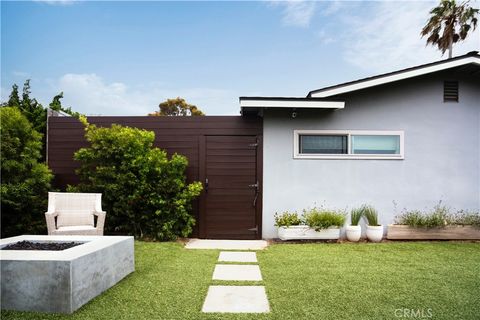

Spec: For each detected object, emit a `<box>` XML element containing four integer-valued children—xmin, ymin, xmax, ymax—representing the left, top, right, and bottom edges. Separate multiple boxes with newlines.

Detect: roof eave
<box><xmin>309</xmin><ymin>54</ymin><xmax>480</xmax><ymax>98</ymax></box>
<box><xmin>239</xmin><ymin>97</ymin><xmax>345</xmax><ymax>115</ymax></box>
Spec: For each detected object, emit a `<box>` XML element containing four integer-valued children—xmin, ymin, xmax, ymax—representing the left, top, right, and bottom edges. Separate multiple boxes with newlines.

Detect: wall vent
<box><xmin>444</xmin><ymin>81</ymin><xmax>459</xmax><ymax>102</ymax></box>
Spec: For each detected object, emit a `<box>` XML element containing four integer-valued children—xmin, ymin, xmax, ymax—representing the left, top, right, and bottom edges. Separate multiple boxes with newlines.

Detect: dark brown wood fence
<box><xmin>47</xmin><ymin>115</ymin><xmax>263</xmax><ymax>238</ymax></box>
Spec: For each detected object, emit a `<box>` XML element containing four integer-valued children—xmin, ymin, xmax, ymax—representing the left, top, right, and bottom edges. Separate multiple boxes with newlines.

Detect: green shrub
<box><xmin>274</xmin><ymin>211</ymin><xmax>302</xmax><ymax>227</ymax></box>
<box><xmin>395</xmin><ymin>203</ymin><xmax>479</xmax><ymax>228</ymax></box>
<box><xmin>304</xmin><ymin>208</ymin><xmax>346</xmax><ymax>231</ymax></box>
<box><xmin>350</xmin><ymin>207</ymin><xmax>363</xmax><ymax>226</ymax></box>
<box><xmin>362</xmin><ymin>205</ymin><xmax>380</xmax><ymax>226</ymax></box>
<box><xmin>69</xmin><ymin>120</ymin><xmax>202</xmax><ymax>241</ymax></box>
<box><xmin>0</xmin><ymin>107</ymin><xmax>53</xmax><ymax>237</ymax></box>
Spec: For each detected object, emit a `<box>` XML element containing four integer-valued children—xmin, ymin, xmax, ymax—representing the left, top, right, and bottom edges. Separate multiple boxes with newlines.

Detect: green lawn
<box><xmin>2</xmin><ymin>241</ymin><xmax>479</xmax><ymax>320</ymax></box>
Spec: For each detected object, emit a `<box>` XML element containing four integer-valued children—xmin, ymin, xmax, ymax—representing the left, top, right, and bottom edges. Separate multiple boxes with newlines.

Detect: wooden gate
<box><xmin>199</xmin><ymin>136</ymin><xmax>261</xmax><ymax>240</ymax></box>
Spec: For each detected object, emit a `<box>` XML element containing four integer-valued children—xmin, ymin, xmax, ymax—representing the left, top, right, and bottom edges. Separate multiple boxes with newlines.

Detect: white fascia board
<box><xmin>240</xmin><ymin>99</ymin><xmax>345</xmax><ymax>109</ymax></box>
<box><xmin>311</xmin><ymin>56</ymin><xmax>480</xmax><ymax>98</ymax></box>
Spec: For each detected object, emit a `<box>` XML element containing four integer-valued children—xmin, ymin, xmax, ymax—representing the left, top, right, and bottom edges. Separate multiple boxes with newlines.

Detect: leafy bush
<box><xmin>0</xmin><ymin>107</ymin><xmax>53</xmax><ymax>237</ymax></box>
<box><xmin>304</xmin><ymin>208</ymin><xmax>346</xmax><ymax>231</ymax></box>
<box><xmin>274</xmin><ymin>211</ymin><xmax>302</xmax><ymax>227</ymax></box>
<box><xmin>350</xmin><ymin>207</ymin><xmax>363</xmax><ymax>226</ymax></box>
<box><xmin>395</xmin><ymin>203</ymin><xmax>479</xmax><ymax>228</ymax></box>
<box><xmin>69</xmin><ymin>119</ymin><xmax>202</xmax><ymax>240</ymax></box>
<box><xmin>362</xmin><ymin>205</ymin><xmax>380</xmax><ymax>226</ymax></box>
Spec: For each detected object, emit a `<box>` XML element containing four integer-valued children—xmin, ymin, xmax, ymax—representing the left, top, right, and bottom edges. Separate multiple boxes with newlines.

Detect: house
<box><xmin>48</xmin><ymin>51</ymin><xmax>480</xmax><ymax>240</ymax></box>
<box><xmin>241</xmin><ymin>51</ymin><xmax>480</xmax><ymax>238</ymax></box>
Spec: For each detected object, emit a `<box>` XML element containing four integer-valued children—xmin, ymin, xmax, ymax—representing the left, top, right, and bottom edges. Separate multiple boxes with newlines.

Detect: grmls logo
<box><xmin>394</xmin><ymin>308</ymin><xmax>433</xmax><ymax>318</ymax></box>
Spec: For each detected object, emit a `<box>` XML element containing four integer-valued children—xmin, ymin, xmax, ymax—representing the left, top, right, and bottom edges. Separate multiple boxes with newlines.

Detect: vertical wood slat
<box><xmin>198</xmin><ymin>135</ymin><xmax>206</xmax><ymax>239</ymax></box>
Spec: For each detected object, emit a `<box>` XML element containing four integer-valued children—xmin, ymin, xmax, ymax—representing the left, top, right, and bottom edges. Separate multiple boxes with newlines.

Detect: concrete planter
<box><xmin>277</xmin><ymin>225</ymin><xmax>340</xmax><ymax>240</ymax></box>
<box><xmin>1</xmin><ymin>235</ymin><xmax>134</xmax><ymax>314</ymax></box>
<box><xmin>345</xmin><ymin>225</ymin><xmax>362</xmax><ymax>242</ymax></box>
<box><xmin>387</xmin><ymin>224</ymin><xmax>480</xmax><ymax>240</ymax></box>
<box><xmin>366</xmin><ymin>225</ymin><xmax>384</xmax><ymax>242</ymax></box>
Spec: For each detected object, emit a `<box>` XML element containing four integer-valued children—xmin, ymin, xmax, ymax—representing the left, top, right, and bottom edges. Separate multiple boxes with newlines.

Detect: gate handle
<box><xmin>205</xmin><ymin>178</ymin><xmax>209</xmax><ymax>193</ymax></box>
<box><xmin>249</xmin><ymin>182</ymin><xmax>259</xmax><ymax>207</ymax></box>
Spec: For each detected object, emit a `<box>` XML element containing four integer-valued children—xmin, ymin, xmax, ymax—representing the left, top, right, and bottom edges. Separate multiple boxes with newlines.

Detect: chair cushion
<box><xmin>56</xmin><ymin>210</ymin><xmax>94</xmax><ymax>227</ymax></box>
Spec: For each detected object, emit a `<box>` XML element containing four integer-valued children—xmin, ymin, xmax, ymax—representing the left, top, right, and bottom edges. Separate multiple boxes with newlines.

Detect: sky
<box><xmin>1</xmin><ymin>0</ymin><xmax>479</xmax><ymax>116</ymax></box>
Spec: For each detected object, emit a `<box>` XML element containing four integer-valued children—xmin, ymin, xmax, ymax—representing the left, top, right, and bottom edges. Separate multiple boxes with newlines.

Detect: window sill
<box><xmin>293</xmin><ymin>154</ymin><xmax>404</xmax><ymax>160</ymax></box>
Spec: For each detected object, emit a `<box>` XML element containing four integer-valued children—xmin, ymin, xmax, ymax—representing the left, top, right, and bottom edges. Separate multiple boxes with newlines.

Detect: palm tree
<box><xmin>421</xmin><ymin>0</ymin><xmax>479</xmax><ymax>58</ymax></box>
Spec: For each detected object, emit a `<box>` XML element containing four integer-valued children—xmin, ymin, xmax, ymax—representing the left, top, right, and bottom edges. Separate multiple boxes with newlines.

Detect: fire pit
<box><xmin>2</xmin><ymin>240</ymin><xmax>83</xmax><ymax>251</ymax></box>
<box><xmin>1</xmin><ymin>235</ymin><xmax>134</xmax><ymax>314</ymax></box>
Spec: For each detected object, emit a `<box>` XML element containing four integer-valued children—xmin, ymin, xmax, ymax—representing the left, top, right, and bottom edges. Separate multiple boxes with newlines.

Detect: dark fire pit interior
<box><xmin>1</xmin><ymin>240</ymin><xmax>83</xmax><ymax>251</ymax></box>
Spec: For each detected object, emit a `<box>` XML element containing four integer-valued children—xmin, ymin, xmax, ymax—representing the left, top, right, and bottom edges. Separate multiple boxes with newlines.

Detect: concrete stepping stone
<box><xmin>185</xmin><ymin>239</ymin><xmax>268</xmax><ymax>250</ymax></box>
<box><xmin>212</xmin><ymin>264</ymin><xmax>262</xmax><ymax>281</ymax></box>
<box><xmin>202</xmin><ymin>285</ymin><xmax>270</xmax><ymax>313</ymax></box>
<box><xmin>218</xmin><ymin>251</ymin><xmax>257</xmax><ymax>263</ymax></box>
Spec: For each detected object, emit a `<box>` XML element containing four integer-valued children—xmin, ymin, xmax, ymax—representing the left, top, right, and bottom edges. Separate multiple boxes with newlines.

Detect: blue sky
<box><xmin>1</xmin><ymin>0</ymin><xmax>479</xmax><ymax>115</ymax></box>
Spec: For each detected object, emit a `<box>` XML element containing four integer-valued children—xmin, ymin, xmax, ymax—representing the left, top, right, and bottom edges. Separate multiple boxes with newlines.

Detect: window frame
<box><xmin>293</xmin><ymin>130</ymin><xmax>405</xmax><ymax>160</ymax></box>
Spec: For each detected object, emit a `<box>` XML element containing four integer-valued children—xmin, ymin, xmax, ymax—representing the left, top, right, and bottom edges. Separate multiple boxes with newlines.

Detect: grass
<box><xmin>2</xmin><ymin>241</ymin><xmax>480</xmax><ymax>320</ymax></box>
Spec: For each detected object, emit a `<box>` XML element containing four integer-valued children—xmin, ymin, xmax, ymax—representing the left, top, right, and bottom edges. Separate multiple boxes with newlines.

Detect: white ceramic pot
<box><xmin>366</xmin><ymin>225</ymin><xmax>384</xmax><ymax>242</ymax></box>
<box><xmin>345</xmin><ymin>225</ymin><xmax>361</xmax><ymax>242</ymax></box>
<box><xmin>277</xmin><ymin>225</ymin><xmax>340</xmax><ymax>240</ymax></box>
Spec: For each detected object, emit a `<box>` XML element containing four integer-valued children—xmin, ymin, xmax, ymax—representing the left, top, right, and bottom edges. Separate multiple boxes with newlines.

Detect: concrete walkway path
<box><xmin>185</xmin><ymin>239</ymin><xmax>268</xmax><ymax>250</ymax></box>
<box><xmin>202</xmin><ymin>251</ymin><xmax>270</xmax><ymax>313</ymax></box>
<box><xmin>213</xmin><ymin>264</ymin><xmax>263</xmax><ymax>281</ymax></box>
<box><xmin>202</xmin><ymin>286</ymin><xmax>269</xmax><ymax>313</ymax></box>
<box><xmin>218</xmin><ymin>251</ymin><xmax>257</xmax><ymax>262</ymax></box>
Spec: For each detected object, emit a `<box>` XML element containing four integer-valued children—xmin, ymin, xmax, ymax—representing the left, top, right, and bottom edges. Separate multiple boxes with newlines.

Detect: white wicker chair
<box><xmin>45</xmin><ymin>192</ymin><xmax>106</xmax><ymax>236</ymax></box>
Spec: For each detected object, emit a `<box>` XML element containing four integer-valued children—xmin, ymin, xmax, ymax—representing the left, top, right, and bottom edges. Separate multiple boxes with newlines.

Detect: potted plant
<box><xmin>346</xmin><ymin>207</ymin><xmax>363</xmax><ymax>242</ymax></box>
<box><xmin>275</xmin><ymin>211</ymin><xmax>303</xmax><ymax>240</ymax></box>
<box><xmin>275</xmin><ymin>208</ymin><xmax>345</xmax><ymax>240</ymax></box>
<box><xmin>363</xmin><ymin>205</ymin><xmax>383</xmax><ymax>242</ymax></box>
<box><xmin>302</xmin><ymin>208</ymin><xmax>346</xmax><ymax>240</ymax></box>
<box><xmin>387</xmin><ymin>203</ymin><xmax>480</xmax><ymax>240</ymax></box>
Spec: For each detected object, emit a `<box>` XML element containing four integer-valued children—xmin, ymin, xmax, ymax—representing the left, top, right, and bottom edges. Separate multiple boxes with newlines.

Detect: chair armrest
<box><xmin>44</xmin><ymin>211</ymin><xmax>58</xmax><ymax>235</ymax></box>
<box><xmin>93</xmin><ymin>211</ymin><xmax>106</xmax><ymax>232</ymax></box>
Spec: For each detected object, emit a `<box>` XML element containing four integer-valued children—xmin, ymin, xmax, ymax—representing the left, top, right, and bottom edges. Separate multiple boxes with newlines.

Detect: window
<box><xmin>299</xmin><ymin>135</ymin><xmax>348</xmax><ymax>154</ymax></box>
<box><xmin>294</xmin><ymin>130</ymin><xmax>404</xmax><ymax>159</ymax></box>
<box><xmin>351</xmin><ymin>135</ymin><xmax>400</xmax><ymax>154</ymax></box>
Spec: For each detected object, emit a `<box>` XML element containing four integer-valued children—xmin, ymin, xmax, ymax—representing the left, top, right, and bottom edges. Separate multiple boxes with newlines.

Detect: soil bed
<box><xmin>1</xmin><ymin>240</ymin><xmax>82</xmax><ymax>251</ymax></box>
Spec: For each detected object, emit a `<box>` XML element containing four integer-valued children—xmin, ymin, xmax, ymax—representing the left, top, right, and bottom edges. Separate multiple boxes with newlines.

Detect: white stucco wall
<box><xmin>262</xmin><ymin>71</ymin><xmax>480</xmax><ymax>239</ymax></box>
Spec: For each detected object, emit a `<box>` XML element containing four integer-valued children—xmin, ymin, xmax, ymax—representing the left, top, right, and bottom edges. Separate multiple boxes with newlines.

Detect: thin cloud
<box><xmin>270</xmin><ymin>1</ymin><xmax>316</xmax><ymax>28</ymax></box>
<box><xmin>12</xmin><ymin>71</ymin><xmax>31</xmax><ymax>78</ymax></box>
<box><xmin>328</xmin><ymin>1</ymin><xmax>480</xmax><ymax>73</ymax></box>
<box><xmin>317</xmin><ymin>29</ymin><xmax>334</xmax><ymax>44</ymax></box>
<box><xmin>33</xmin><ymin>0</ymin><xmax>77</xmax><ymax>5</ymax></box>
<box><xmin>322</xmin><ymin>0</ymin><xmax>343</xmax><ymax>16</ymax></box>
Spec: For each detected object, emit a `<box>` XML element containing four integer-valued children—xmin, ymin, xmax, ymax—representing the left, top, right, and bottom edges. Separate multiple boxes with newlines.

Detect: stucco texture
<box><xmin>262</xmin><ymin>70</ymin><xmax>480</xmax><ymax>239</ymax></box>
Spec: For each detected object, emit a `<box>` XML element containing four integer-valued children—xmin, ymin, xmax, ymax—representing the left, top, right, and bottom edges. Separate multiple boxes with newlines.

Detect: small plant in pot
<box><xmin>274</xmin><ymin>211</ymin><xmax>302</xmax><ymax>228</ymax></box>
<box><xmin>363</xmin><ymin>205</ymin><xmax>383</xmax><ymax>242</ymax></box>
<box><xmin>346</xmin><ymin>207</ymin><xmax>363</xmax><ymax>242</ymax></box>
<box><xmin>303</xmin><ymin>208</ymin><xmax>346</xmax><ymax>231</ymax></box>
